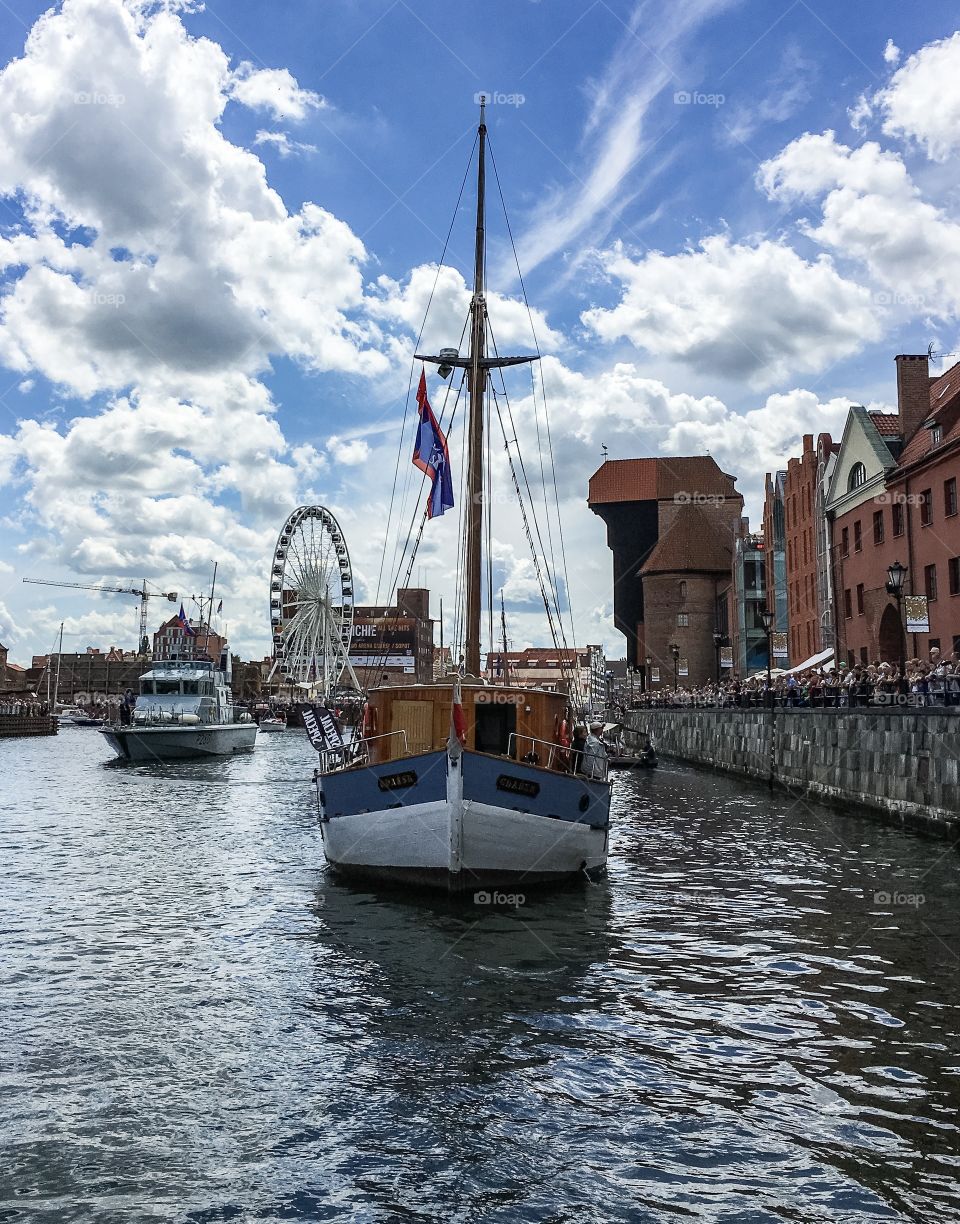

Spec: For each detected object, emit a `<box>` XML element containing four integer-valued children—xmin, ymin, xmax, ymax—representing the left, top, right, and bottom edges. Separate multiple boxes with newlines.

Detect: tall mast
<box><xmin>413</xmin><ymin>99</ymin><xmax>538</xmax><ymax>679</ymax></box>
<box><xmin>464</xmin><ymin>99</ymin><xmax>488</xmax><ymax>677</ymax></box>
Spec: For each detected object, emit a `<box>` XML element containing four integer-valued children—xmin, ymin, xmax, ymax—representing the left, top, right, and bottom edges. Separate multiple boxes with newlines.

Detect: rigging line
<box><xmin>489</xmin><ymin>384</ymin><xmax>573</xmax><ymax>695</ymax></box>
<box><xmin>385</xmin><ymin>309</ymin><xmax>470</xmax><ymax>607</ymax></box>
<box><xmin>486</xmin><ymin>326</ymin><xmax>567</xmax><ymax>645</ymax></box>
<box><xmin>488</xmin><ymin>137</ymin><xmax>579</xmax><ymax>681</ymax></box>
<box><xmin>489</xmin><ymin>377</ymin><xmax>583</xmax><ymax>708</ymax></box>
<box><xmin>370</xmin><ymin>378</ymin><xmax>466</xmax><ymax>678</ymax></box>
<box><xmin>374</xmin><ymin>130</ymin><xmax>478</xmax><ymax>609</ymax></box>
<box><xmin>485</xmin><ymin>382</ymin><xmax>494</xmax><ymax>658</ymax></box>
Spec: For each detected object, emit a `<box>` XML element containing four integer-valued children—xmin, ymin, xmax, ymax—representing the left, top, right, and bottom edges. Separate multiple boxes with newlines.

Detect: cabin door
<box><xmin>473</xmin><ymin>702</ymin><xmax>517</xmax><ymax>757</ymax></box>
<box><xmin>391</xmin><ymin>700</ymin><xmax>434</xmax><ymax>756</ymax></box>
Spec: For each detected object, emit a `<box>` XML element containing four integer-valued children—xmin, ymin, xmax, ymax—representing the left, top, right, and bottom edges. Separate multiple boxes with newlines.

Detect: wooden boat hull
<box><xmin>318</xmin><ymin>748</ymin><xmax>609</xmax><ymax>893</ymax></box>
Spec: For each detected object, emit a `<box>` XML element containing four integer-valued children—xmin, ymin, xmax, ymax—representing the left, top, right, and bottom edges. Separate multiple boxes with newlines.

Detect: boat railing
<box><xmin>507</xmin><ymin>732</ymin><xmax>608</xmax><ymax>781</ymax></box>
<box><xmin>318</xmin><ymin>729</ymin><xmax>409</xmax><ymax>772</ymax></box>
<box><xmin>507</xmin><ymin>732</ymin><xmax>567</xmax><ymax>771</ymax></box>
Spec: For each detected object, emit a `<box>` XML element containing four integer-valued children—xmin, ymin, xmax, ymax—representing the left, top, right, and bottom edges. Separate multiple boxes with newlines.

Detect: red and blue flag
<box><xmin>413</xmin><ymin>369</ymin><xmax>454</xmax><ymax>519</ymax></box>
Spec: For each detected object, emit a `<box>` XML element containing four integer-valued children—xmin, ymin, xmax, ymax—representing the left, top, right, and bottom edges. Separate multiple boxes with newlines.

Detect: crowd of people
<box><xmin>623</xmin><ymin>649</ymin><xmax>960</xmax><ymax>710</ymax></box>
<box><xmin>0</xmin><ymin>698</ymin><xmax>52</xmax><ymax>717</ymax></box>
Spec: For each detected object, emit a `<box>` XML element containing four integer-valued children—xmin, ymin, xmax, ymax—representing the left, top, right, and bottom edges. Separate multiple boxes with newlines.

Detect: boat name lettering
<box><xmin>377</xmin><ymin>770</ymin><xmax>418</xmax><ymax>792</ymax></box>
<box><xmin>496</xmin><ymin>774</ymin><xmax>540</xmax><ymax>798</ymax></box>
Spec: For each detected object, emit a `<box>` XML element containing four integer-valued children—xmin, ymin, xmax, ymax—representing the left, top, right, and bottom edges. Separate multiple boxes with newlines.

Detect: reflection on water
<box><xmin>1</xmin><ymin>731</ymin><xmax>959</xmax><ymax>1222</ymax></box>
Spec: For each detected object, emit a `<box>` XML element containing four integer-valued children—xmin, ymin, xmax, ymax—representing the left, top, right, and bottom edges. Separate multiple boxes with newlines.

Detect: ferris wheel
<box><xmin>268</xmin><ymin>505</ymin><xmax>360</xmax><ymax>693</ymax></box>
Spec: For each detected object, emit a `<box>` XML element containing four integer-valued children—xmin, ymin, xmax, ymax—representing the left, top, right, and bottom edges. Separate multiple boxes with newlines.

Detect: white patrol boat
<box><xmin>99</xmin><ymin>655</ymin><xmax>257</xmax><ymax>761</ymax></box>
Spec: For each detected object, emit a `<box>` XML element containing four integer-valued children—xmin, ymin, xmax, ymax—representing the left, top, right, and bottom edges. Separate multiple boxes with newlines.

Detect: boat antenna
<box><xmin>53</xmin><ymin>621</ymin><xmax>63</xmax><ymax>710</ymax></box>
<box><xmin>203</xmin><ymin>562</ymin><xmax>217</xmax><ymax>660</ymax></box>
<box><xmin>499</xmin><ymin>589</ymin><xmax>509</xmax><ymax>687</ymax></box>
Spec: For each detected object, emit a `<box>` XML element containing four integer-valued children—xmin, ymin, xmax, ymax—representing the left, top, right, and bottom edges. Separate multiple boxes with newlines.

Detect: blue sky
<box><xmin>1</xmin><ymin>0</ymin><xmax>959</xmax><ymax>663</ymax></box>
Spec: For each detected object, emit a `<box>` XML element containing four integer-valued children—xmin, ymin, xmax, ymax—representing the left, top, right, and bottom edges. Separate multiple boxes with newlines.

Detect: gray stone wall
<box><xmin>625</xmin><ymin>708</ymin><xmax>960</xmax><ymax>838</ymax></box>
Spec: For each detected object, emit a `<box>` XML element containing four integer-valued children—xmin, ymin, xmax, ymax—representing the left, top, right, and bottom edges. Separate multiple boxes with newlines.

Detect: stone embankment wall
<box><xmin>624</xmin><ymin>709</ymin><xmax>959</xmax><ymax>839</ymax></box>
<box><xmin>0</xmin><ymin>714</ymin><xmax>58</xmax><ymax>738</ymax></box>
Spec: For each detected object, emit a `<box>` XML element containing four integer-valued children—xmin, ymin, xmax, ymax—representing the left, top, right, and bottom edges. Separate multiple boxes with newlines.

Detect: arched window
<box><xmin>848</xmin><ymin>462</ymin><xmax>867</xmax><ymax>491</ymax></box>
<box><xmin>678</xmin><ymin>580</ymin><xmax>687</xmax><ymax>601</ymax></box>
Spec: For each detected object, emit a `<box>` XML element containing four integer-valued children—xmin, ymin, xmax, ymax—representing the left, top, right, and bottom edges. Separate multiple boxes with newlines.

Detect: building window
<box><xmin>676</xmin><ymin>613</ymin><xmax>688</xmax><ymax>627</ymax></box>
<box><xmin>950</xmin><ymin>557</ymin><xmax>960</xmax><ymax>597</ymax></box>
<box><xmin>678</xmin><ymin>580</ymin><xmax>687</xmax><ymax>600</ymax></box>
<box><xmin>892</xmin><ymin>501</ymin><xmax>904</xmax><ymax>536</ymax></box>
<box><xmin>848</xmin><ymin>462</ymin><xmax>867</xmax><ymax>491</ymax></box>
<box><xmin>844</xmin><ymin>588</ymin><xmax>853</xmax><ymax>619</ymax></box>
<box><xmin>841</xmin><ymin>527</ymin><xmax>849</xmax><ymax>557</ymax></box>
<box><xmin>856</xmin><ymin>583</ymin><xmax>865</xmax><ymax>615</ymax></box>
<box><xmin>873</xmin><ymin>509</ymin><xmax>884</xmax><ymax>544</ymax></box>
<box><xmin>925</xmin><ymin>563</ymin><xmax>938</xmax><ymax>602</ymax></box>
<box><xmin>920</xmin><ymin>489</ymin><xmax>933</xmax><ymax>526</ymax></box>
<box><xmin>860</xmin><ymin>646</ymin><xmax>869</xmax><ymax>664</ymax></box>
<box><xmin>854</xmin><ymin>520</ymin><xmax>862</xmax><ymax>552</ymax></box>
<box><xmin>931</xmin><ymin>425</ymin><xmax>942</xmax><ymax>446</ymax></box>
<box><xmin>946</xmin><ymin>477</ymin><xmax>958</xmax><ymax>518</ymax></box>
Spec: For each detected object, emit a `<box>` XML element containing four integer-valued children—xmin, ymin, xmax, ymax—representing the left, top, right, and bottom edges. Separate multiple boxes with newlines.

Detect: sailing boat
<box><xmin>314</xmin><ymin>101</ymin><xmax>610</xmax><ymax>892</ymax></box>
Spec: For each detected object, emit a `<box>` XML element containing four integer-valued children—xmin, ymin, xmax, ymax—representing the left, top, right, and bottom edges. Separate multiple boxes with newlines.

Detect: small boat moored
<box><xmin>258</xmin><ymin>715</ymin><xmax>287</xmax><ymax>733</ymax></box>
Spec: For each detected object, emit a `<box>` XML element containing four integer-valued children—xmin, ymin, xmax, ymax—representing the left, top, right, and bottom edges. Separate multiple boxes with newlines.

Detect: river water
<box><xmin>2</xmin><ymin>730</ymin><xmax>959</xmax><ymax>1223</ymax></box>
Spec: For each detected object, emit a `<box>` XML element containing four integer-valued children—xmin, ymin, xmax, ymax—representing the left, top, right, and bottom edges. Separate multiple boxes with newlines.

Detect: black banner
<box><xmin>303</xmin><ymin>705</ymin><xmax>344</xmax><ymax>752</ymax></box>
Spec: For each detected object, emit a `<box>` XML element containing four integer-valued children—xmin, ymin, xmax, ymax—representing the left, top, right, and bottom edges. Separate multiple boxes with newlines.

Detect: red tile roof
<box><xmin>640</xmin><ymin>504</ymin><xmax>734</xmax><ymax>575</ymax></box>
<box><xmin>868</xmin><ymin>412</ymin><xmax>901</xmax><ymax>437</ymax></box>
<box><xmin>588</xmin><ymin>456</ymin><xmax>739</xmax><ymax>505</ymax></box>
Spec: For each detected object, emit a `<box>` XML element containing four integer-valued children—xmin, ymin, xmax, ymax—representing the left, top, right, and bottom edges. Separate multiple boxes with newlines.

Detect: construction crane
<box><xmin>22</xmin><ymin>578</ymin><xmax>179</xmax><ymax>655</ymax></box>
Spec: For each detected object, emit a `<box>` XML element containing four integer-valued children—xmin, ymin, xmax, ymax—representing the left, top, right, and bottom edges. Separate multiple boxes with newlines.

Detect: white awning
<box><xmin>787</xmin><ymin>647</ymin><xmax>834</xmax><ymax>674</ymax></box>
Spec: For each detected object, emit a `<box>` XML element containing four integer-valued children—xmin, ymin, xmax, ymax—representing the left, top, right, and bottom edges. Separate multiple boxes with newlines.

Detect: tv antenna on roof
<box><xmin>601</xmin><ymin>443</ymin><xmax>609</xmax><ymax>462</ymax></box>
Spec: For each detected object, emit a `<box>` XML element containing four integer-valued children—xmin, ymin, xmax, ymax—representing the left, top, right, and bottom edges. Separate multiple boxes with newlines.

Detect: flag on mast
<box><xmin>177</xmin><ymin>603</ymin><xmax>196</xmax><ymax>637</ymax></box>
<box><xmin>412</xmin><ymin>369</ymin><xmax>454</xmax><ymax>519</ymax></box>
<box><xmin>216</xmin><ymin>599</ymin><xmax>223</xmax><ymax>615</ymax></box>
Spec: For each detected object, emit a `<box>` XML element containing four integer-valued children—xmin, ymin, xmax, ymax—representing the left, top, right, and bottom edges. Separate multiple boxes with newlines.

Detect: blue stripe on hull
<box><xmin>462</xmin><ymin>753</ymin><xmax>610</xmax><ymax>828</ymax></box>
<box><xmin>319</xmin><ymin>750</ymin><xmax>448</xmax><ymax>817</ymax></box>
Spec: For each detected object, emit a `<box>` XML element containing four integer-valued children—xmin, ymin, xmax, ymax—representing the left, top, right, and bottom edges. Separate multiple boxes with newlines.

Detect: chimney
<box><xmin>895</xmin><ymin>353</ymin><xmax>930</xmax><ymax>441</ymax></box>
<box><xmin>802</xmin><ymin>433</ymin><xmax>814</xmax><ymax>456</ymax></box>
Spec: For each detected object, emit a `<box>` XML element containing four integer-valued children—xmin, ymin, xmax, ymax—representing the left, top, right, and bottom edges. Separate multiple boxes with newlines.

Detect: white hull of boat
<box><xmin>258</xmin><ymin>719</ymin><xmax>286</xmax><ymax>733</ymax></box>
<box><xmin>318</xmin><ymin>749</ymin><xmax>608</xmax><ymax>892</ymax></box>
<box><xmin>99</xmin><ymin>722</ymin><xmax>258</xmax><ymax>761</ymax></box>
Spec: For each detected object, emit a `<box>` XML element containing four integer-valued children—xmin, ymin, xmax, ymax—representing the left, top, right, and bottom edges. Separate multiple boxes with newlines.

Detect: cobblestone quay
<box><xmin>625</xmin><ymin>707</ymin><xmax>959</xmax><ymax>838</ymax></box>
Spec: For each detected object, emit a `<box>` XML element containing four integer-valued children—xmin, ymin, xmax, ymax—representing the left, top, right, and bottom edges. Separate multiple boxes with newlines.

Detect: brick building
<box><xmin>826</xmin><ymin>353</ymin><xmax>960</xmax><ymax>666</ymax></box>
<box><xmin>588</xmin><ymin>457</ymin><xmax>743</xmax><ymax>686</ymax></box>
<box><xmin>350</xmin><ymin>588</ymin><xmax>435</xmax><ymax>686</ymax></box>
<box><xmin>482</xmin><ymin>645</ymin><xmax>607</xmax><ymax>709</ymax></box>
<box><xmin>153</xmin><ymin>617</ymin><xmax>227</xmax><ymax>664</ymax></box>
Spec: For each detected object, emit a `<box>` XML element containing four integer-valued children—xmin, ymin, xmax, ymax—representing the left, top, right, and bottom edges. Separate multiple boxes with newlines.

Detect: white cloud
<box><xmin>581</xmin><ymin>234</ymin><xmax>879</xmax><ymax>386</ymax></box>
<box><xmin>876</xmin><ymin>32</ymin><xmax>960</xmax><ymax>160</ymax></box>
<box><xmin>0</xmin><ymin>599</ymin><xmax>17</xmax><ymax>645</ymax></box>
<box><xmin>760</xmin><ymin>131</ymin><xmax>960</xmax><ymax>314</ymax></box>
<box><xmin>229</xmin><ymin>62</ymin><xmax>324</xmax><ymax>122</ymax></box>
<box><xmin>883</xmin><ymin>39</ymin><xmax>901</xmax><ymax>66</ymax></box>
<box><xmin>254</xmin><ymin>129</ymin><xmax>316</xmax><ymax>157</ymax></box>
<box><xmin>512</xmin><ymin>0</ymin><xmax>740</xmax><ymax>275</ymax></box>
<box><xmin>326</xmin><ymin>435</ymin><xmax>370</xmax><ymax>466</ymax></box>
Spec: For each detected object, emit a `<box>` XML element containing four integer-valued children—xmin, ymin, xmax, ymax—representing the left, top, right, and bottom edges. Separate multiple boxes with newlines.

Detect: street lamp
<box><xmin>885</xmin><ymin>559</ymin><xmax>908</xmax><ymax>679</ymax></box>
<box><xmin>712</xmin><ymin>629</ymin><xmax>725</xmax><ymax>682</ymax></box>
<box><xmin>669</xmin><ymin>642</ymin><xmax>680</xmax><ymax>690</ymax></box>
<box><xmin>645</xmin><ymin>654</ymin><xmax>652</xmax><ymax>697</ymax></box>
<box><xmin>761</xmin><ymin>609</ymin><xmax>775</xmax><ymax>701</ymax></box>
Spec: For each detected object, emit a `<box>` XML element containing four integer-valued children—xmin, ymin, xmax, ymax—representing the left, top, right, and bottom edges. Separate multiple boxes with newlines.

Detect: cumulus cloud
<box><xmin>229</xmin><ymin>62</ymin><xmax>324</xmax><ymax>121</ymax></box>
<box><xmin>580</xmin><ymin>235</ymin><xmax>879</xmax><ymax>387</ymax></box>
<box><xmin>875</xmin><ymin>32</ymin><xmax>960</xmax><ymax>161</ymax></box>
<box><xmin>759</xmin><ymin>131</ymin><xmax>960</xmax><ymax>314</ymax></box>
<box><xmin>254</xmin><ymin>129</ymin><xmax>316</xmax><ymax>157</ymax></box>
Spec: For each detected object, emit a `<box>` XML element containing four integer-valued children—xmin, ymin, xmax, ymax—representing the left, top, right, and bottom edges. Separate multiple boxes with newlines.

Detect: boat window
<box><xmin>155</xmin><ymin>680</ymin><xmax>182</xmax><ymax>694</ymax></box>
<box><xmin>141</xmin><ymin>681</ymin><xmax>154</xmax><ymax>694</ymax></box>
<box><xmin>182</xmin><ymin>681</ymin><xmax>198</xmax><ymax>694</ymax></box>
